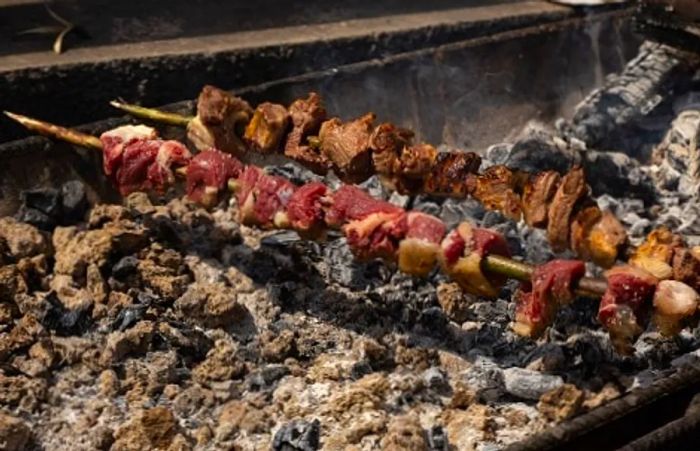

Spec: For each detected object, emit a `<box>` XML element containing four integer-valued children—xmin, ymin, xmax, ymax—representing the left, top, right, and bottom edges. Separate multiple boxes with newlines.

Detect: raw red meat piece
<box><xmin>250</xmin><ymin>173</ymin><xmax>297</xmax><ymax>225</ymax></box>
<box><xmin>405</xmin><ymin>212</ymin><xmax>446</xmax><ymax>243</ymax></box>
<box><xmin>597</xmin><ymin>265</ymin><xmax>657</xmax><ymax>353</ymax></box>
<box><xmin>100</xmin><ymin>125</ymin><xmax>158</xmax><ymax>177</ymax></box>
<box><xmin>344</xmin><ymin>211</ymin><xmax>408</xmax><ymax>261</ymax></box>
<box><xmin>147</xmin><ymin>140</ymin><xmax>192</xmax><ymax>189</ymax></box>
<box><xmin>514</xmin><ymin>259</ymin><xmax>586</xmax><ymax>338</ymax></box>
<box><xmin>286</xmin><ymin>182</ymin><xmax>329</xmax><ymax>233</ymax></box>
<box><xmin>234</xmin><ymin>165</ymin><xmax>263</xmax><ymax>207</ymax></box>
<box><xmin>186</xmin><ymin>149</ymin><xmax>243</xmax><ymax>206</ymax></box>
<box><xmin>441</xmin><ymin>229</ymin><xmax>466</xmax><ymax>266</ymax></box>
<box><xmin>115</xmin><ymin>140</ymin><xmax>160</xmax><ymax>195</ymax></box>
<box><xmin>325</xmin><ymin>185</ymin><xmax>403</xmax><ymax>227</ymax></box>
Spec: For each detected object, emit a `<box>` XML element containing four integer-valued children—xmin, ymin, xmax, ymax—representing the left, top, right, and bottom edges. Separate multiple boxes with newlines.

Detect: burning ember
<box><xmin>2</xmin><ymin>39</ymin><xmax>700</xmax><ymax>449</ymax></box>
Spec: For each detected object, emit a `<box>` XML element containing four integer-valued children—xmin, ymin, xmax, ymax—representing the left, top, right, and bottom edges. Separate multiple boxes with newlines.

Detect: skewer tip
<box><xmin>109</xmin><ymin>100</ymin><xmax>124</xmax><ymax>108</ymax></box>
<box><xmin>4</xmin><ymin>110</ymin><xmax>24</xmax><ymax>122</ymax></box>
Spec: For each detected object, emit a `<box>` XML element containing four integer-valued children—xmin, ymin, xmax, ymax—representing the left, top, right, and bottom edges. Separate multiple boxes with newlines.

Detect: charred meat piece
<box><xmin>325</xmin><ymin>185</ymin><xmax>403</xmax><ymax>228</ymax></box>
<box><xmin>587</xmin><ymin>210</ymin><xmax>627</xmax><ymax>269</ymax></box>
<box><xmin>344</xmin><ymin>211</ymin><xmax>408</xmax><ymax>262</ymax></box>
<box><xmin>653</xmin><ymin>280</ymin><xmax>699</xmax><ymax>337</ymax></box>
<box><xmin>244</xmin><ymin>102</ymin><xmax>290</xmax><ymax>153</ymax></box>
<box><xmin>522</xmin><ymin>171</ymin><xmax>560</xmax><ymax>227</ymax></box>
<box><xmin>234</xmin><ymin>167</ymin><xmax>296</xmax><ymax>228</ymax></box>
<box><xmin>513</xmin><ymin>259</ymin><xmax>586</xmax><ymax>338</ymax></box>
<box><xmin>470</xmin><ymin>165</ymin><xmax>524</xmax><ymax>221</ymax></box>
<box><xmin>398</xmin><ymin>212</ymin><xmax>447</xmax><ymax>277</ymax></box>
<box><xmin>286</xmin><ymin>182</ymin><xmax>329</xmax><ymax>238</ymax></box>
<box><xmin>100</xmin><ymin>126</ymin><xmax>191</xmax><ymax>196</ymax></box>
<box><xmin>547</xmin><ymin>166</ymin><xmax>588</xmax><ymax>253</ymax></box>
<box><xmin>393</xmin><ymin>144</ymin><xmax>439</xmax><ymax>194</ymax></box>
<box><xmin>570</xmin><ymin>205</ymin><xmax>602</xmax><ymax>262</ymax></box>
<box><xmin>319</xmin><ymin>113</ymin><xmax>376</xmax><ymax>183</ymax></box>
<box><xmin>630</xmin><ymin>227</ymin><xmax>684</xmax><ymax>279</ymax></box>
<box><xmin>187</xmin><ymin>85</ymin><xmax>253</xmax><ymax>155</ymax></box>
<box><xmin>186</xmin><ymin>149</ymin><xmax>243</xmax><ymax>207</ymax></box>
<box><xmin>423</xmin><ymin>152</ymin><xmax>481</xmax><ymax>197</ymax></box>
<box><xmin>598</xmin><ymin>265</ymin><xmax>657</xmax><ymax>355</ymax></box>
<box><xmin>672</xmin><ymin>247</ymin><xmax>700</xmax><ymax>291</ymax></box>
<box><xmin>284</xmin><ymin>92</ymin><xmax>329</xmax><ymax>174</ymax></box>
<box><xmin>369</xmin><ymin>123</ymin><xmax>414</xmax><ymax>178</ymax></box>
<box><xmin>440</xmin><ymin>223</ymin><xmax>511</xmax><ymax>298</ymax></box>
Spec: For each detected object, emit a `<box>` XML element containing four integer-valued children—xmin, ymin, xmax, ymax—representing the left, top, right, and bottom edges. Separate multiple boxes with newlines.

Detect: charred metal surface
<box><xmin>507</xmin><ymin>364</ymin><xmax>700</xmax><ymax>451</ymax></box>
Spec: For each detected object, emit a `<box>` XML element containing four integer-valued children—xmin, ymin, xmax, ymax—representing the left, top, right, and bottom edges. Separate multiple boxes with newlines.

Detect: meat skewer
<box><xmin>6</xmin><ymin>111</ymin><xmax>699</xmax><ymax>354</ymax></box>
<box><xmin>110</xmin><ymin>88</ymin><xmax>629</xmax><ymax>269</ymax></box>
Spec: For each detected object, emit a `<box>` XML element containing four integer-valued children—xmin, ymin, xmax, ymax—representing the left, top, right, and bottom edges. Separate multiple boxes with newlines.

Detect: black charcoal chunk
<box><xmin>246</xmin><ymin>364</ymin><xmax>290</xmax><ymax>391</ymax></box>
<box><xmin>112</xmin><ymin>256</ymin><xmax>139</xmax><ymax>278</ymax></box>
<box><xmin>15</xmin><ymin>206</ymin><xmax>55</xmax><ymax>230</ymax></box>
<box><xmin>61</xmin><ymin>180</ymin><xmax>88</xmax><ymax>221</ymax></box>
<box><xmin>272</xmin><ymin>419</ymin><xmax>320</xmax><ymax>451</ymax></box>
<box><xmin>427</xmin><ymin>425</ymin><xmax>449</xmax><ymax>451</ymax></box>
<box><xmin>20</xmin><ymin>188</ymin><xmax>61</xmax><ymax>217</ymax></box>
<box><xmin>41</xmin><ymin>292</ymin><xmax>92</xmax><ymax>336</ymax></box>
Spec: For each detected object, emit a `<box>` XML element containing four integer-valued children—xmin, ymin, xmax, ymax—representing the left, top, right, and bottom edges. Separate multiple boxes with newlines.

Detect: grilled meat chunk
<box><xmin>369</xmin><ymin>123</ymin><xmax>414</xmax><ymax>178</ymax></box>
<box><xmin>522</xmin><ymin>171</ymin><xmax>560</xmax><ymax>227</ymax></box>
<box><xmin>423</xmin><ymin>152</ymin><xmax>481</xmax><ymax>197</ymax></box>
<box><xmin>244</xmin><ymin>102</ymin><xmax>290</xmax><ymax>153</ymax></box>
<box><xmin>470</xmin><ymin>165</ymin><xmax>523</xmax><ymax>221</ymax></box>
<box><xmin>513</xmin><ymin>259</ymin><xmax>586</xmax><ymax>338</ymax></box>
<box><xmin>284</xmin><ymin>93</ymin><xmax>329</xmax><ymax>174</ymax></box>
<box><xmin>653</xmin><ymin>280</ymin><xmax>699</xmax><ymax>337</ymax></box>
<box><xmin>398</xmin><ymin>212</ymin><xmax>447</xmax><ymax>277</ymax></box>
<box><xmin>440</xmin><ymin>223</ymin><xmax>511</xmax><ymax>298</ymax></box>
<box><xmin>186</xmin><ymin>149</ymin><xmax>243</xmax><ymax>208</ymax></box>
<box><xmin>598</xmin><ymin>265</ymin><xmax>657</xmax><ymax>355</ymax></box>
<box><xmin>672</xmin><ymin>247</ymin><xmax>700</xmax><ymax>291</ymax></box>
<box><xmin>234</xmin><ymin>167</ymin><xmax>296</xmax><ymax>228</ymax></box>
<box><xmin>319</xmin><ymin>113</ymin><xmax>376</xmax><ymax>183</ymax></box>
<box><xmin>101</xmin><ymin>125</ymin><xmax>158</xmax><ymax>178</ymax></box>
<box><xmin>547</xmin><ymin>166</ymin><xmax>588</xmax><ymax>253</ymax></box>
<box><xmin>587</xmin><ymin>210</ymin><xmax>627</xmax><ymax>269</ymax></box>
<box><xmin>187</xmin><ymin>85</ymin><xmax>253</xmax><ymax>155</ymax></box>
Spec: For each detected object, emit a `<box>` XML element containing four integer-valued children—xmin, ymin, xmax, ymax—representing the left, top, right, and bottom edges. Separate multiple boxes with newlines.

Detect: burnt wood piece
<box><xmin>561</xmin><ymin>41</ymin><xmax>700</xmax><ymax>156</ymax></box>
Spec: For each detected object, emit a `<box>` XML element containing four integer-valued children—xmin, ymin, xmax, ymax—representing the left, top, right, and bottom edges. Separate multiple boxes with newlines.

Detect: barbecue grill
<box><xmin>2</xmin><ymin>1</ymin><xmax>700</xmax><ymax>450</ymax></box>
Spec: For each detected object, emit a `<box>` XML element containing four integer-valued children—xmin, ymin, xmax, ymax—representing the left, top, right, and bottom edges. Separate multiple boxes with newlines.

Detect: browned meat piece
<box><xmin>422</xmin><ymin>152</ymin><xmax>481</xmax><ymax>197</ymax></box>
<box><xmin>283</xmin><ymin>92</ymin><xmax>330</xmax><ymax>174</ymax></box>
<box><xmin>187</xmin><ymin>85</ymin><xmax>253</xmax><ymax>155</ymax></box>
<box><xmin>547</xmin><ymin>166</ymin><xmax>588</xmax><ymax>253</ymax></box>
<box><xmin>587</xmin><ymin>210</ymin><xmax>627</xmax><ymax>269</ymax></box>
<box><xmin>244</xmin><ymin>102</ymin><xmax>290</xmax><ymax>153</ymax></box>
<box><xmin>653</xmin><ymin>280</ymin><xmax>699</xmax><ymax>337</ymax></box>
<box><xmin>672</xmin><ymin>247</ymin><xmax>700</xmax><ymax>291</ymax></box>
<box><xmin>570</xmin><ymin>205</ymin><xmax>602</xmax><ymax>261</ymax></box>
<box><xmin>522</xmin><ymin>171</ymin><xmax>561</xmax><ymax>227</ymax></box>
<box><xmin>470</xmin><ymin>165</ymin><xmax>522</xmax><ymax>221</ymax></box>
<box><xmin>393</xmin><ymin>144</ymin><xmax>439</xmax><ymax>194</ymax></box>
<box><xmin>369</xmin><ymin>123</ymin><xmax>414</xmax><ymax>184</ymax></box>
<box><xmin>319</xmin><ymin>113</ymin><xmax>376</xmax><ymax>183</ymax></box>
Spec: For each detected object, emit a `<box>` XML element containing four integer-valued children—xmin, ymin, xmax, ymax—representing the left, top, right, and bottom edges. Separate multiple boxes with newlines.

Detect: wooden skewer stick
<box><xmin>109</xmin><ymin>100</ymin><xmax>193</xmax><ymax>127</ymax></box>
<box><xmin>4</xmin><ymin>110</ymin><xmax>608</xmax><ymax>297</ymax></box>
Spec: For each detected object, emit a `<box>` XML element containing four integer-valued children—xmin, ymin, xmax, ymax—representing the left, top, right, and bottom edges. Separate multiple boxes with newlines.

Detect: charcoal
<box><xmin>503</xmin><ymin>130</ymin><xmax>578</xmax><ymax>174</ymax></box>
<box><xmin>266</xmin><ymin>163</ymin><xmax>323</xmax><ymax>186</ymax></box>
<box><xmin>15</xmin><ymin>206</ymin><xmax>55</xmax><ymax>231</ymax></box>
<box><xmin>440</xmin><ymin>198</ymin><xmax>485</xmax><ymax>230</ymax></box>
<box><xmin>460</xmin><ymin>355</ymin><xmax>505</xmax><ymax>402</ymax></box>
<box><xmin>246</xmin><ymin>364</ymin><xmax>290</xmax><ymax>391</ymax></box>
<box><xmin>112</xmin><ymin>304</ymin><xmax>149</xmax><ymax>331</ymax></box>
<box><xmin>484</xmin><ymin>143</ymin><xmax>513</xmax><ymax>166</ymax></box>
<box><xmin>41</xmin><ymin>292</ymin><xmax>92</xmax><ymax>336</ymax></box>
<box><xmin>20</xmin><ymin>188</ymin><xmax>61</xmax><ymax>218</ymax></box>
<box><xmin>418</xmin><ymin>307</ymin><xmax>449</xmax><ymax>336</ymax></box>
<box><xmin>427</xmin><ymin>425</ymin><xmax>449</xmax><ymax>451</ymax></box>
<box><xmin>584</xmin><ymin>151</ymin><xmax>656</xmax><ymax>201</ymax></box>
<box><xmin>112</xmin><ymin>256</ymin><xmax>139</xmax><ymax>278</ymax></box>
<box><xmin>61</xmin><ymin>180</ymin><xmax>88</xmax><ymax>222</ymax></box>
<box><xmin>422</xmin><ymin>367</ymin><xmax>447</xmax><ymax>389</ymax></box>
<box><xmin>272</xmin><ymin>419</ymin><xmax>320</xmax><ymax>451</ymax></box>
<box><xmin>502</xmin><ymin>367</ymin><xmax>564</xmax><ymax>400</ymax></box>
<box><xmin>350</xmin><ymin>360</ymin><xmax>372</xmax><ymax>380</ymax></box>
